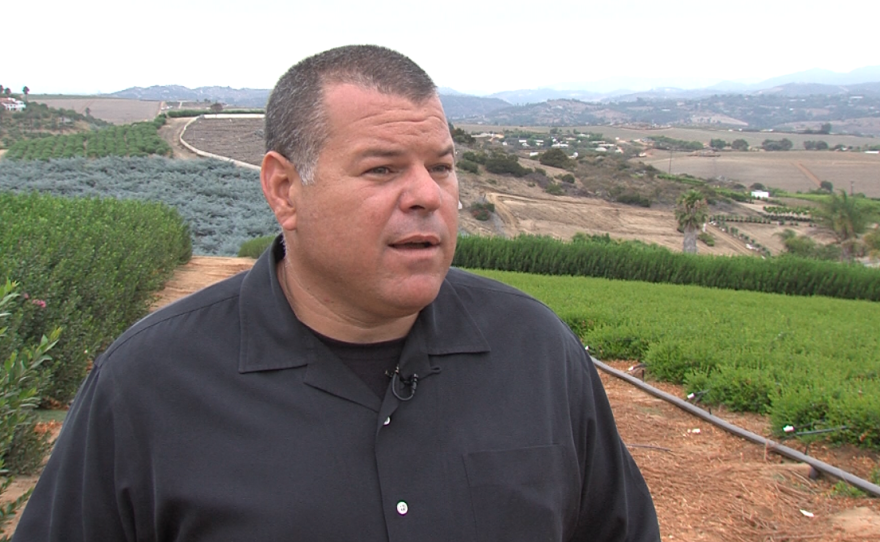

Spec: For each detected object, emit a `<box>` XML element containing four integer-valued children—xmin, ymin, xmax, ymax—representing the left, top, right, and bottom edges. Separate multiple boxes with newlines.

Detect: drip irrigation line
<box><xmin>592</xmin><ymin>357</ymin><xmax>880</xmax><ymax>498</ymax></box>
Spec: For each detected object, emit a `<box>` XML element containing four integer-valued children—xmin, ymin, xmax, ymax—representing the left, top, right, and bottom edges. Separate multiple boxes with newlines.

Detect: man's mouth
<box><xmin>390</xmin><ymin>236</ymin><xmax>439</xmax><ymax>249</ymax></box>
<box><xmin>391</xmin><ymin>241</ymin><xmax>436</xmax><ymax>249</ymax></box>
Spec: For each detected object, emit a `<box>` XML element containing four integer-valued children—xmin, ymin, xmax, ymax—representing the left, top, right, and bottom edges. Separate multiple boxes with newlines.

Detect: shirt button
<box><xmin>396</xmin><ymin>501</ymin><xmax>408</xmax><ymax>515</ymax></box>
<box><xmin>383</xmin><ymin>417</ymin><xmax>391</xmax><ymax>426</ymax></box>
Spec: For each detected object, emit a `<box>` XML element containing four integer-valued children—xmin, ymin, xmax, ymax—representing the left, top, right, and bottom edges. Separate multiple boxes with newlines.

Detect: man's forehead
<box><xmin>321</xmin><ymin>82</ymin><xmax>441</xmax><ymax>113</ymax></box>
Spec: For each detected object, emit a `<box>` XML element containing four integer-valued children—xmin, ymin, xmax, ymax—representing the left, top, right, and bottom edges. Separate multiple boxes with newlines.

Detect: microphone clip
<box><xmin>387</xmin><ymin>366</ymin><xmax>419</xmax><ymax>401</ymax></box>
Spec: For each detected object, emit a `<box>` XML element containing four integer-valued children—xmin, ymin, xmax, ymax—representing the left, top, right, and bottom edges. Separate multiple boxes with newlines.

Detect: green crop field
<box><xmin>468</xmin><ymin>268</ymin><xmax>880</xmax><ymax>449</ymax></box>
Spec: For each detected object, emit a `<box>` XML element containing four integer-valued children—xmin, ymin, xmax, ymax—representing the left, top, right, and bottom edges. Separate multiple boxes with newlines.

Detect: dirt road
<box><xmin>158</xmin><ymin>117</ymin><xmax>201</xmax><ymax>160</ymax></box>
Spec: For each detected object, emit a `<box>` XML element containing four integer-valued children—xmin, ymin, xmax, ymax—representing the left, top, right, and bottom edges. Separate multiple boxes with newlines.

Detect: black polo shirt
<box><xmin>15</xmin><ymin>238</ymin><xmax>659</xmax><ymax>541</ymax></box>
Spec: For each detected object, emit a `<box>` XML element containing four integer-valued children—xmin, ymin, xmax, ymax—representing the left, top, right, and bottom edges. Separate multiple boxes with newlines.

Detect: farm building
<box><xmin>0</xmin><ymin>98</ymin><xmax>26</xmax><ymax>111</ymax></box>
<box><xmin>751</xmin><ymin>190</ymin><xmax>770</xmax><ymax>199</ymax></box>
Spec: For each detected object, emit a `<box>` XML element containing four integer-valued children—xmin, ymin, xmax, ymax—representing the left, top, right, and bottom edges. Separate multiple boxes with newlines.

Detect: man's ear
<box><xmin>261</xmin><ymin>151</ymin><xmax>301</xmax><ymax>231</ymax></box>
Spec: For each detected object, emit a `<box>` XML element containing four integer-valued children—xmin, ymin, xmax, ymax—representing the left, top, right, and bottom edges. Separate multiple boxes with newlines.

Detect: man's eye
<box><xmin>367</xmin><ymin>166</ymin><xmax>392</xmax><ymax>175</ymax></box>
<box><xmin>431</xmin><ymin>164</ymin><xmax>453</xmax><ymax>175</ymax></box>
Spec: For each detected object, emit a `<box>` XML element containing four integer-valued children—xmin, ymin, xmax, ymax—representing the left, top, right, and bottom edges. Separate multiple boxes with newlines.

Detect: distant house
<box><xmin>751</xmin><ymin>190</ymin><xmax>770</xmax><ymax>199</ymax></box>
<box><xmin>0</xmin><ymin>97</ymin><xmax>26</xmax><ymax>112</ymax></box>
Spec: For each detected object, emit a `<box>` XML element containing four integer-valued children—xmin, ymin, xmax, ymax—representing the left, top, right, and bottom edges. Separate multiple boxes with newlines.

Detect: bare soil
<box><xmin>7</xmin><ymin>257</ymin><xmax>878</xmax><ymax>540</ymax></box>
<box><xmin>32</xmin><ymin>97</ymin><xmax>162</xmax><ymax>125</ymax></box>
<box><xmin>159</xmin><ymin>116</ymin><xmax>202</xmax><ymax>160</ymax></box>
<box><xmin>640</xmin><ymin>150</ymin><xmax>880</xmax><ymax>198</ymax></box>
<box><xmin>180</xmin><ymin>116</ymin><xmax>265</xmax><ymax>166</ymax></box>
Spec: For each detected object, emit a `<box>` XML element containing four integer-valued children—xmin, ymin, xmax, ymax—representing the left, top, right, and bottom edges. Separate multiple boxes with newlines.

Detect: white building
<box><xmin>0</xmin><ymin>98</ymin><xmax>26</xmax><ymax>112</ymax></box>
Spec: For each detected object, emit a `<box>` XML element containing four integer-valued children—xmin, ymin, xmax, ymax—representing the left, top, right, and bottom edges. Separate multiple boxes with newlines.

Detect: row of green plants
<box><xmin>712</xmin><ymin>214</ymin><xmax>809</xmax><ymax>225</ymax></box>
<box><xmin>452</xmin><ymin>234</ymin><xmax>880</xmax><ymax>301</ymax></box>
<box><xmin>471</xmin><ymin>269</ymin><xmax>880</xmax><ymax>449</ymax></box>
<box><xmin>3</xmin><ymin>116</ymin><xmax>170</xmax><ymax>160</ymax></box>
<box><xmin>712</xmin><ymin>221</ymin><xmax>771</xmax><ymax>256</ymax></box>
<box><xmin>0</xmin><ymin>191</ymin><xmax>192</xmax><ymax>406</ymax></box>
<box><xmin>0</xmin><ymin>157</ymin><xmax>279</xmax><ymax>255</ymax></box>
<box><xmin>762</xmin><ymin>205</ymin><xmax>813</xmax><ymax>217</ymax></box>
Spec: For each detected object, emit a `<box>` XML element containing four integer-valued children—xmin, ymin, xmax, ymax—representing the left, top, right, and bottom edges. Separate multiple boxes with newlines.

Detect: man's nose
<box><xmin>400</xmin><ymin>166</ymin><xmax>443</xmax><ymax>212</ymax></box>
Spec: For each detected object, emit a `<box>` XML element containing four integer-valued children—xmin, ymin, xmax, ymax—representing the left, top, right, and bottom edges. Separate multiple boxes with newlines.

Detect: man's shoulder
<box><xmin>444</xmin><ymin>267</ymin><xmax>536</xmax><ymax>301</ymax></box>
<box><xmin>100</xmin><ymin>271</ymin><xmax>247</xmax><ymax>365</ymax></box>
<box><xmin>443</xmin><ymin>267</ymin><xmax>570</xmax><ymax>333</ymax></box>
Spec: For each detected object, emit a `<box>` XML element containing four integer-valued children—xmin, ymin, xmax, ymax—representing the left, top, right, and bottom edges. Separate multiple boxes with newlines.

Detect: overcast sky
<box><xmin>4</xmin><ymin>0</ymin><xmax>877</xmax><ymax>96</ymax></box>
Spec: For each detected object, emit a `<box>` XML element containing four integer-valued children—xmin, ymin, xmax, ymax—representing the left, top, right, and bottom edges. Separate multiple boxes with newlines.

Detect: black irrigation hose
<box><xmin>592</xmin><ymin>357</ymin><xmax>880</xmax><ymax>498</ymax></box>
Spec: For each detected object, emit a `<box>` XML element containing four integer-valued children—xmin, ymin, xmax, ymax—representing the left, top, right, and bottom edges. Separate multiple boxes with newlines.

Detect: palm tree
<box><xmin>675</xmin><ymin>189</ymin><xmax>708</xmax><ymax>254</ymax></box>
<box><xmin>812</xmin><ymin>190</ymin><xmax>868</xmax><ymax>260</ymax></box>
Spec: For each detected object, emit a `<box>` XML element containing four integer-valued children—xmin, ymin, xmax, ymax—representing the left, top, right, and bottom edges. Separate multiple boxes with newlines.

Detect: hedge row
<box><xmin>452</xmin><ymin>234</ymin><xmax>880</xmax><ymax>302</ymax></box>
<box><xmin>472</xmin><ymin>269</ymin><xmax>880</xmax><ymax>449</ymax></box>
<box><xmin>0</xmin><ymin>191</ymin><xmax>191</xmax><ymax>404</ymax></box>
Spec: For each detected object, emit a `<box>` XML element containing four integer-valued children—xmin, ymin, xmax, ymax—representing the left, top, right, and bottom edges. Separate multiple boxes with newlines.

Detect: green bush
<box><xmin>0</xmin><ymin>280</ymin><xmax>59</xmax><ymax>506</ymax></box>
<box><xmin>545</xmin><ymin>183</ymin><xmax>564</xmax><ymax>195</ymax></box>
<box><xmin>698</xmin><ymin>232</ymin><xmax>715</xmax><ymax>246</ymax></box>
<box><xmin>238</xmin><ymin>235</ymin><xmax>276</xmax><ymax>258</ymax></box>
<box><xmin>0</xmin><ymin>192</ymin><xmax>191</xmax><ymax>404</ymax></box>
<box><xmin>484</xmin><ymin>152</ymin><xmax>530</xmax><ymax>177</ymax></box>
<box><xmin>457</xmin><ymin>159</ymin><xmax>479</xmax><ymax>174</ymax></box>
<box><xmin>615</xmin><ymin>192</ymin><xmax>651</xmax><ymax>207</ymax></box>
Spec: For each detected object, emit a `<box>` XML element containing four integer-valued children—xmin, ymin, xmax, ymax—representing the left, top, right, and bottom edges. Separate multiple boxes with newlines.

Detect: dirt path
<box><xmin>158</xmin><ymin>117</ymin><xmax>201</xmax><ymax>160</ymax></box>
<box><xmin>8</xmin><ymin>257</ymin><xmax>877</xmax><ymax>539</ymax></box>
<box><xmin>794</xmin><ymin>162</ymin><xmax>823</xmax><ymax>189</ymax></box>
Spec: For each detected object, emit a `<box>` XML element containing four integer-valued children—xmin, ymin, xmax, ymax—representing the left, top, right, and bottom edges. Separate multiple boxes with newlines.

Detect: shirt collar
<box><xmin>238</xmin><ymin>236</ymin><xmax>490</xmax><ymax>374</ymax></box>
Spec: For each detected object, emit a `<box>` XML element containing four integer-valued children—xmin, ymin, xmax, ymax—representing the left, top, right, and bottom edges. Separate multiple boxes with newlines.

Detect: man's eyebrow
<box><xmin>358</xmin><ymin>145</ymin><xmax>455</xmax><ymax>159</ymax></box>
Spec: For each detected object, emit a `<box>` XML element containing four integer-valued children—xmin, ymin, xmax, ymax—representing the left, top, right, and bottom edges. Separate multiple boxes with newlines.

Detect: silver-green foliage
<box><xmin>0</xmin><ymin>157</ymin><xmax>278</xmax><ymax>255</ymax></box>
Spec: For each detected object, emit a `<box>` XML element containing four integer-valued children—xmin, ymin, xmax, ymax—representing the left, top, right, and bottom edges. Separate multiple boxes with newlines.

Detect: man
<box><xmin>14</xmin><ymin>45</ymin><xmax>659</xmax><ymax>541</ymax></box>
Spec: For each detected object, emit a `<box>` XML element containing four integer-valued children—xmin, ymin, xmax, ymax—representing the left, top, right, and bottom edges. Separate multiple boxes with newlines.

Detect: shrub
<box><xmin>469</xmin><ymin>202</ymin><xmax>495</xmax><ymax>221</ymax></box>
<box><xmin>545</xmin><ymin>183</ymin><xmax>564</xmax><ymax>195</ymax></box>
<box><xmin>484</xmin><ymin>152</ymin><xmax>530</xmax><ymax>177</ymax></box>
<box><xmin>457</xmin><ymin>159</ymin><xmax>479</xmax><ymax>174</ymax></box>
<box><xmin>615</xmin><ymin>192</ymin><xmax>652</xmax><ymax>207</ymax></box>
<box><xmin>238</xmin><ymin>235</ymin><xmax>276</xmax><ymax>258</ymax></box>
<box><xmin>698</xmin><ymin>232</ymin><xmax>715</xmax><ymax>246</ymax></box>
<box><xmin>0</xmin><ymin>192</ymin><xmax>191</xmax><ymax>404</ymax></box>
<box><xmin>539</xmin><ymin>149</ymin><xmax>574</xmax><ymax>169</ymax></box>
<box><xmin>558</xmin><ymin>173</ymin><xmax>575</xmax><ymax>184</ymax></box>
<box><xmin>461</xmin><ymin>151</ymin><xmax>487</xmax><ymax>165</ymax></box>
<box><xmin>0</xmin><ymin>280</ymin><xmax>59</xmax><ymax>480</ymax></box>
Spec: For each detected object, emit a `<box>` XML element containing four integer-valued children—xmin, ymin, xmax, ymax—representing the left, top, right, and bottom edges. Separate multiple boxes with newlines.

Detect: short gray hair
<box><xmin>265</xmin><ymin>45</ymin><xmax>438</xmax><ymax>184</ymax></box>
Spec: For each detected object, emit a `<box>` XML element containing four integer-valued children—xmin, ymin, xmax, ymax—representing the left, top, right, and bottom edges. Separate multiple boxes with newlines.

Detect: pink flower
<box><xmin>31</xmin><ymin>299</ymin><xmax>46</xmax><ymax>308</ymax></box>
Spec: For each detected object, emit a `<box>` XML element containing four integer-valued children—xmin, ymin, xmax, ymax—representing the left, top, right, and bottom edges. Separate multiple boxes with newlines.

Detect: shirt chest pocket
<box><xmin>463</xmin><ymin>444</ymin><xmax>579</xmax><ymax>542</ymax></box>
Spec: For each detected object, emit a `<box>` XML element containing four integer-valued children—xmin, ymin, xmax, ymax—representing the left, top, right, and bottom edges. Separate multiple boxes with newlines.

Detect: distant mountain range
<box><xmin>107</xmin><ymin>66</ymin><xmax>880</xmax><ymax>133</ymax></box>
<box><xmin>111</xmin><ymin>85</ymin><xmax>271</xmax><ymax>108</ymax></box>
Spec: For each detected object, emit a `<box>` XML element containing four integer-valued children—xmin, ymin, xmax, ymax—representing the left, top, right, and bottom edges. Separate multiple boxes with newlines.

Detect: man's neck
<box><xmin>276</xmin><ymin>260</ymin><xmax>418</xmax><ymax>344</ymax></box>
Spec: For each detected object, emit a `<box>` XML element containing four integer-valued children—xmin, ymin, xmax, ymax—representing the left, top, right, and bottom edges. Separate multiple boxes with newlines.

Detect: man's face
<box><xmin>283</xmin><ymin>83</ymin><xmax>459</xmax><ymax>326</ymax></box>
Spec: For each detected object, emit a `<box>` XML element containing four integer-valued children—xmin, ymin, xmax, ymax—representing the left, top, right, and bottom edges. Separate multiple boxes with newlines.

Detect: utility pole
<box><xmin>668</xmin><ymin>148</ymin><xmax>673</xmax><ymax>174</ymax></box>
